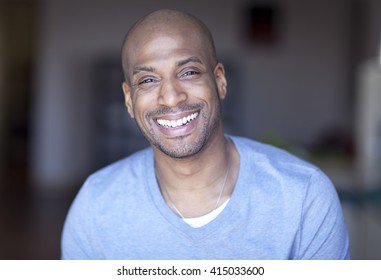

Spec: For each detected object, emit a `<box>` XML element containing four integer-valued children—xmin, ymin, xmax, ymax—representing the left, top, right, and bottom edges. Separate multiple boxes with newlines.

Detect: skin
<box><xmin>121</xmin><ymin>9</ymin><xmax>239</xmax><ymax>218</ymax></box>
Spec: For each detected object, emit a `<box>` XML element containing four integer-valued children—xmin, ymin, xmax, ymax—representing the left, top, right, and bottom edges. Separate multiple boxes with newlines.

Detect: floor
<box><xmin>341</xmin><ymin>193</ymin><xmax>381</xmax><ymax>259</ymax></box>
<box><xmin>0</xmin><ymin>188</ymin><xmax>75</xmax><ymax>259</ymax></box>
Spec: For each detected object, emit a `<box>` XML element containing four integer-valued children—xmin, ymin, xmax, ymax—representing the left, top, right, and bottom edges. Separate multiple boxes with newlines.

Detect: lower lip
<box><xmin>155</xmin><ymin>116</ymin><xmax>199</xmax><ymax>137</ymax></box>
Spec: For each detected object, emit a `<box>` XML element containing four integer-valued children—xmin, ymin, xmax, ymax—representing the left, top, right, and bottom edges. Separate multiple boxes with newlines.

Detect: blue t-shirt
<box><xmin>61</xmin><ymin>136</ymin><xmax>350</xmax><ymax>259</ymax></box>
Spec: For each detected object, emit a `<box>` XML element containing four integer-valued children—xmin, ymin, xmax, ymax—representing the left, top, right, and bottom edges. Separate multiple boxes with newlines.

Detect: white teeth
<box><xmin>156</xmin><ymin>112</ymin><xmax>199</xmax><ymax>128</ymax></box>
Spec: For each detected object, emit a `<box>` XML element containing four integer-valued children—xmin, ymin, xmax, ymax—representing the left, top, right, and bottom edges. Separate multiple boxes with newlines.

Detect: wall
<box><xmin>239</xmin><ymin>0</ymin><xmax>353</xmax><ymax>144</ymax></box>
<box><xmin>0</xmin><ymin>7</ymin><xmax>5</xmax><ymax>169</ymax></box>
<box><xmin>30</xmin><ymin>0</ymin><xmax>367</xmax><ymax>190</ymax></box>
<box><xmin>0</xmin><ymin>1</ymin><xmax>35</xmax><ymax>192</ymax></box>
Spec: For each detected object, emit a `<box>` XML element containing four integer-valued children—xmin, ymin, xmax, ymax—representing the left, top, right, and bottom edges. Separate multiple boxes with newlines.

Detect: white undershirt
<box><xmin>182</xmin><ymin>199</ymin><xmax>230</xmax><ymax>228</ymax></box>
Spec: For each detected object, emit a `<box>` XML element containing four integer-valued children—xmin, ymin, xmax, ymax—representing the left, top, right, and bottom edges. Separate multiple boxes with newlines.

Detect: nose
<box><xmin>157</xmin><ymin>78</ymin><xmax>187</xmax><ymax>107</ymax></box>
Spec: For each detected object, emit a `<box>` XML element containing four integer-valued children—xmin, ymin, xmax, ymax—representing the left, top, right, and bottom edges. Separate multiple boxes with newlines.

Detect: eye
<box><xmin>182</xmin><ymin>70</ymin><xmax>199</xmax><ymax>76</ymax></box>
<box><xmin>138</xmin><ymin>78</ymin><xmax>155</xmax><ymax>85</ymax></box>
<box><xmin>180</xmin><ymin>69</ymin><xmax>202</xmax><ymax>79</ymax></box>
<box><xmin>133</xmin><ymin>76</ymin><xmax>160</xmax><ymax>90</ymax></box>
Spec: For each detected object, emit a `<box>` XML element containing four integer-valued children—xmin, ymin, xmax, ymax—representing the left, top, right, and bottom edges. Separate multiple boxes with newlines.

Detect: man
<box><xmin>61</xmin><ymin>9</ymin><xmax>350</xmax><ymax>259</ymax></box>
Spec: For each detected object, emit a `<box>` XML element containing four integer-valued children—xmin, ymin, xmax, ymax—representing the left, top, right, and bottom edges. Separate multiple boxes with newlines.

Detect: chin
<box><xmin>154</xmin><ymin>136</ymin><xmax>205</xmax><ymax>159</ymax></box>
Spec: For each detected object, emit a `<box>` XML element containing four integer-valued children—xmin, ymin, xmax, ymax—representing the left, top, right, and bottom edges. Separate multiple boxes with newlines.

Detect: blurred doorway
<box><xmin>0</xmin><ymin>0</ymin><xmax>36</xmax><ymax>194</ymax></box>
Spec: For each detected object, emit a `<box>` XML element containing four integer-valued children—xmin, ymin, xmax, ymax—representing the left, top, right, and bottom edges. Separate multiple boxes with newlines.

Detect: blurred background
<box><xmin>0</xmin><ymin>0</ymin><xmax>380</xmax><ymax>259</ymax></box>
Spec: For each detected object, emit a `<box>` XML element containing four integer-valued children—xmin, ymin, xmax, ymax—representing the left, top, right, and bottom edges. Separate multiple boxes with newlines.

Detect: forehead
<box><xmin>133</xmin><ymin>34</ymin><xmax>204</xmax><ymax>64</ymax></box>
<box><xmin>124</xmin><ymin>24</ymin><xmax>212</xmax><ymax>71</ymax></box>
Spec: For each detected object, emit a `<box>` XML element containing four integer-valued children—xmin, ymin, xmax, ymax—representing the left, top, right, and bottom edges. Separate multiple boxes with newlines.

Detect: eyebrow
<box><xmin>177</xmin><ymin>56</ymin><xmax>203</xmax><ymax>67</ymax></box>
<box><xmin>133</xmin><ymin>66</ymin><xmax>155</xmax><ymax>75</ymax></box>
<box><xmin>132</xmin><ymin>56</ymin><xmax>204</xmax><ymax>75</ymax></box>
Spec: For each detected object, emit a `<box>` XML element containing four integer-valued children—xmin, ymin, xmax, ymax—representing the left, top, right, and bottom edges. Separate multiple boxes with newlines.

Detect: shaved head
<box><xmin>121</xmin><ymin>9</ymin><xmax>218</xmax><ymax>83</ymax></box>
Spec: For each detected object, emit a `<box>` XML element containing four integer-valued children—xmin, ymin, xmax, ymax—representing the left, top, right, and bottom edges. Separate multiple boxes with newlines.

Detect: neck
<box><xmin>153</xmin><ymin>129</ymin><xmax>239</xmax><ymax>218</ymax></box>
<box><xmin>154</xmin><ymin>130</ymin><xmax>228</xmax><ymax>191</ymax></box>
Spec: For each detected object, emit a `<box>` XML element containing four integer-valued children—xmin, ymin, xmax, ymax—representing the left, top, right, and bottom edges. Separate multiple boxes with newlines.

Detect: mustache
<box><xmin>146</xmin><ymin>103</ymin><xmax>204</xmax><ymax>118</ymax></box>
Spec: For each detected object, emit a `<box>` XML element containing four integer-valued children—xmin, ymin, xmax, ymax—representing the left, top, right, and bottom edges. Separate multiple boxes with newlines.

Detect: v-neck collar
<box><xmin>145</xmin><ymin>136</ymin><xmax>249</xmax><ymax>241</ymax></box>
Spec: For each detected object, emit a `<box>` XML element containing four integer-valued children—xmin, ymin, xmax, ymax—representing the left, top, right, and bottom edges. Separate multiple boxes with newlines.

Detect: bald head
<box><xmin>121</xmin><ymin>9</ymin><xmax>218</xmax><ymax>83</ymax></box>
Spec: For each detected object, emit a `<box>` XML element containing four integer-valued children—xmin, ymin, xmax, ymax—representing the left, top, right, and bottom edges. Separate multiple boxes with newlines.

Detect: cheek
<box><xmin>185</xmin><ymin>79</ymin><xmax>218</xmax><ymax>99</ymax></box>
<box><xmin>132</xmin><ymin>95</ymin><xmax>155</xmax><ymax>123</ymax></box>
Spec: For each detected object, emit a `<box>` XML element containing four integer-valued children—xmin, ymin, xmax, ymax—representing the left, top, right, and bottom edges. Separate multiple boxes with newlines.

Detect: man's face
<box><xmin>123</xmin><ymin>29</ymin><xmax>227</xmax><ymax>158</ymax></box>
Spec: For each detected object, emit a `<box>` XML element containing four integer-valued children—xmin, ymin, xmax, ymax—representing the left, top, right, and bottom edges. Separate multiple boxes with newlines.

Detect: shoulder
<box><xmin>231</xmin><ymin>135</ymin><xmax>319</xmax><ymax>178</ymax></box>
<box><xmin>230</xmin><ymin>135</ymin><xmax>337</xmax><ymax>201</ymax></box>
<box><xmin>82</xmin><ymin>147</ymin><xmax>153</xmax><ymax>196</ymax></box>
<box><xmin>66</xmin><ymin>147</ymin><xmax>153</xmax><ymax>214</ymax></box>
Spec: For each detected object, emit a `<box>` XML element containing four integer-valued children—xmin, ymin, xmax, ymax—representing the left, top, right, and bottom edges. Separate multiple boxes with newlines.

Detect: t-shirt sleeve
<box><xmin>61</xmin><ymin>179</ymin><xmax>99</xmax><ymax>259</ymax></box>
<box><xmin>294</xmin><ymin>169</ymin><xmax>350</xmax><ymax>259</ymax></box>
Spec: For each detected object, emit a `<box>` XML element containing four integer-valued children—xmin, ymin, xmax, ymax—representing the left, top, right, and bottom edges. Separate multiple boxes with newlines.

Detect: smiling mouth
<box><xmin>156</xmin><ymin>112</ymin><xmax>199</xmax><ymax>128</ymax></box>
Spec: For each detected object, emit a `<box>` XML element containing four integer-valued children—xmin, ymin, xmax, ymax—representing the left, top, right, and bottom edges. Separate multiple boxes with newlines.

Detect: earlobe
<box><xmin>122</xmin><ymin>82</ymin><xmax>135</xmax><ymax>118</ymax></box>
<box><xmin>214</xmin><ymin>63</ymin><xmax>227</xmax><ymax>100</ymax></box>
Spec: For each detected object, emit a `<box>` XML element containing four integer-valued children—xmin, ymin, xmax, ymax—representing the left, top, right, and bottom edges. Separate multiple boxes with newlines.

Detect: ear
<box><xmin>122</xmin><ymin>82</ymin><xmax>135</xmax><ymax>118</ymax></box>
<box><xmin>214</xmin><ymin>63</ymin><xmax>227</xmax><ymax>100</ymax></box>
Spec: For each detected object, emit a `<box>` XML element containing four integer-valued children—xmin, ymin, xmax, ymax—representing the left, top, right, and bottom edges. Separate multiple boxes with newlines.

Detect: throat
<box><xmin>156</xmin><ymin>137</ymin><xmax>232</xmax><ymax>219</ymax></box>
